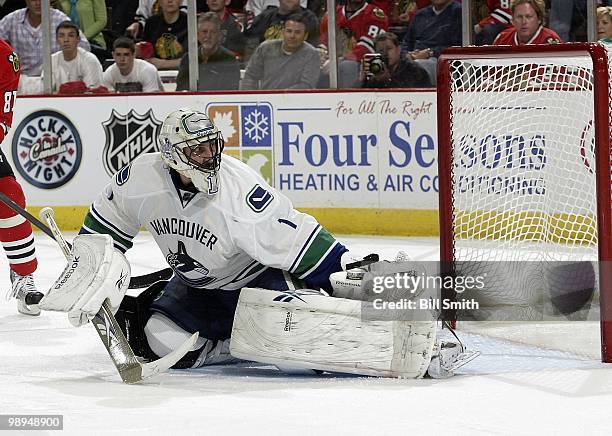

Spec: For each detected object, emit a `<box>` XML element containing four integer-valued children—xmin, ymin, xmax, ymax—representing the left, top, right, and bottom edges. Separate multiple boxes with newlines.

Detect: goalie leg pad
<box><xmin>230</xmin><ymin>287</ymin><xmax>437</xmax><ymax>378</ymax></box>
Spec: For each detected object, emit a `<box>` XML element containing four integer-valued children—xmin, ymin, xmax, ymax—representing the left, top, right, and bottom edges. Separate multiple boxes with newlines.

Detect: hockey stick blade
<box><xmin>0</xmin><ymin>193</ymin><xmax>172</xmax><ymax>289</ymax></box>
<box><xmin>139</xmin><ymin>332</ymin><xmax>199</xmax><ymax>381</ymax></box>
<box><xmin>91</xmin><ymin>304</ymin><xmax>198</xmax><ymax>383</ymax></box>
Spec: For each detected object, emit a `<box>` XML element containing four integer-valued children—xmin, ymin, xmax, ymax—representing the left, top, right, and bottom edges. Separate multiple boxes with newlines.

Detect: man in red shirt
<box><xmin>493</xmin><ymin>0</ymin><xmax>562</xmax><ymax>45</ymax></box>
<box><xmin>0</xmin><ymin>37</ymin><xmax>43</xmax><ymax>316</ymax></box>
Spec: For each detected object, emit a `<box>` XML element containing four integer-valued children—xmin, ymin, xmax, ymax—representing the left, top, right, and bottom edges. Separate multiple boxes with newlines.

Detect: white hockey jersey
<box><xmin>81</xmin><ymin>153</ymin><xmax>345</xmax><ymax>291</ymax></box>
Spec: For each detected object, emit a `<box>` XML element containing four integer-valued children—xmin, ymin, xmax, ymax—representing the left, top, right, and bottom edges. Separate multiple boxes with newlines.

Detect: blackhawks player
<box><xmin>0</xmin><ymin>37</ymin><xmax>43</xmax><ymax>316</ymax></box>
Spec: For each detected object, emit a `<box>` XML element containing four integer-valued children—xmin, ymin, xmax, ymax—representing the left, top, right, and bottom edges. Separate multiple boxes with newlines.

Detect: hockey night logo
<box><xmin>206</xmin><ymin>103</ymin><xmax>273</xmax><ymax>185</ymax></box>
<box><xmin>11</xmin><ymin>110</ymin><xmax>82</xmax><ymax>189</ymax></box>
<box><xmin>102</xmin><ymin>109</ymin><xmax>162</xmax><ymax>176</ymax></box>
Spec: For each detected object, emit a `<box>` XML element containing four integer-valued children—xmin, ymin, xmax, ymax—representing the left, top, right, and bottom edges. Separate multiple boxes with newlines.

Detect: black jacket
<box><xmin>363</xmin><ymin>59</ymin><xmax>432</xmax><ymax>89</ymax></box>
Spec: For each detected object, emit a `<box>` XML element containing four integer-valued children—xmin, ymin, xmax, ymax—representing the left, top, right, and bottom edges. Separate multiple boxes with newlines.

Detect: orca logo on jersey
<box><xmin>102</xmin><ymin>109</ymin><xmax>162</xmax><ymax>176</ymax></box>
<box><xmin>246</xmin><ymin>185</ymin><xmax>274</xmax><ymax>213</ymax></box>
<box><xmin>11</xmin><ymin>110</ymin><xmax>82</xmax><ymax>189</ymax></box>
<box><xmin>166</xmin><ymin>241</ymin><xmax>217</xmax><ymax>288</ymax></box>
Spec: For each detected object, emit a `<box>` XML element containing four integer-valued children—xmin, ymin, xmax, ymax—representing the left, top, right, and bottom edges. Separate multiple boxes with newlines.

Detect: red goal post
<box><xmin>436</xmin><ymin>43</ymin><xmax>612</xmax><ymax>362</ymax></box>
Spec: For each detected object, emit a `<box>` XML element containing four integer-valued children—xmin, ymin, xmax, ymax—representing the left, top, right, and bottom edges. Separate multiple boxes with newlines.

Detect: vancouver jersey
<box><xmin>0</xmin><ymin>38</ymin><xmax>20</xmax><ymax>144</ymax></box>
<box><xmin>80</xmin><ymin>153</ymin><xmax>346</xmax><ymax>291</ymax></box>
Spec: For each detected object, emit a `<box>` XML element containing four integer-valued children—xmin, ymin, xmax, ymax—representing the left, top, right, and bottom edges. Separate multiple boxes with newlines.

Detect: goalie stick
<box><xmin>38</xmin><ymin>206</ymin><xmax>198</xmax><ymax>384</ymax></box>
<box><xmin>0</xmin><ymin>192</ymin><xmax>173</xmax><ymax>288</ymax></box>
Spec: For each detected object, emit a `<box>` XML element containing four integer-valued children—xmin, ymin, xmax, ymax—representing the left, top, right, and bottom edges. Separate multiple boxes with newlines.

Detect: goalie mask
<box><xmin>159</xmin><ymin>108</ymin><xmax>225</xmax><ymax>195</ymax></box>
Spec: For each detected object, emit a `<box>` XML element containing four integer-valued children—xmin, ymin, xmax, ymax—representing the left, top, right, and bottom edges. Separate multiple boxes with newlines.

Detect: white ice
<box><xmin>2</xmin><ymin>233</ymin><xmax>612</xmax><ymax>435</ymax></box>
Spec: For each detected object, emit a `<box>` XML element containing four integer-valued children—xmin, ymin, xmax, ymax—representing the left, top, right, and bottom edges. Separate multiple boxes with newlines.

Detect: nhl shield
<box><xmin>102</xmin><ymin>109</ymin><xmax>162</xmax><ymax>176</ymax></box>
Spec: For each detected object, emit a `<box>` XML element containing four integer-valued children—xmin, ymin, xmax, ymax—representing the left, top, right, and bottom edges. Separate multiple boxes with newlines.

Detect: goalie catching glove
<box><xmin>40</xmin><ymin>234</ymin><xmax>131</xmax><ymax>327</ymax></box>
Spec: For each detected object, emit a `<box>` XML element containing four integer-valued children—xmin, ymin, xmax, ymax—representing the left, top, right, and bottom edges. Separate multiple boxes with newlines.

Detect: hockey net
<box><xmin>437</xmin><ymin>43</ymin><xmax>612</xmax><ymax>362</ymax></box>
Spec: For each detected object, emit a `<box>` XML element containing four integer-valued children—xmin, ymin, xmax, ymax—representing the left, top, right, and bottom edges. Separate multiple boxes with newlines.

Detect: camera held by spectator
<box><xmin>361</xmin><ymin>33</ymin><xmax>431</xmax><ymax>89</ymax></box>
<box><xmin>363</xmin><ymin>53</ymin><xmax>387</xmax><ymax>79</ymax></box>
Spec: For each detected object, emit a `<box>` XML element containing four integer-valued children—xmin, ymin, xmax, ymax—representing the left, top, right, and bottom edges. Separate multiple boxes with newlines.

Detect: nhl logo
<box><xmin>102</xmin><ymin>109</ymin><xmax>162</xmax><ymax>176</ymax></box>
<box><xmin>11</xmin><ymin>110</ymin><xmax>82</xmax><ymax>189</ymax></box>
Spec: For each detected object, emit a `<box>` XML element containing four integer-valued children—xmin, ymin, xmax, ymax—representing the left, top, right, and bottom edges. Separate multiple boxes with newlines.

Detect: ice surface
<box><xmin>2</xmin><ymin>233</ymin><xmax>612</xmax><ymax>435</ymax></box>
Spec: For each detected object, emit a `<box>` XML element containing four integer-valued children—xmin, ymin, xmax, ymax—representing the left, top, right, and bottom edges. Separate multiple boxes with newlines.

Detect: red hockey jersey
<box><xmin>0</xmin><ymin>38</ymin><xmax>20</xmax><ymax>145</ymax></box>
<box><xmin>493</xmin><ymin>25</ymin><xmax>563</xmax><ymax>45</ymax></box>
<box><xmin>478</xmin><ymin>0</ymin><xmax>512</xmax><ymax>27</ymax></box>
<box><xmin>320</xmin><ymin>3</ymin><xmax>389</xmax><ymax>61</ymax></box>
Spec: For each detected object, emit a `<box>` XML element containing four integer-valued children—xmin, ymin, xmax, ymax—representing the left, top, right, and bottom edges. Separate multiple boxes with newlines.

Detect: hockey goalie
<box><xmin>40</xmin><ymin>108</ymin><xmax>477</xmax><ymax>379</ymax></box>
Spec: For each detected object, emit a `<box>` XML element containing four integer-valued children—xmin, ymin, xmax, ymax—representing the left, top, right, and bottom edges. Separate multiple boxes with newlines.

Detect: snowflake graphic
<box><xmin>213</xmin><ymin>111</ymin><xmax>236</xmax><ymax>142</ymax></box>
<box><xmin>242</xmin><ymin>108</ymin><xmax>270</xmax><ymax>145</ymax></box>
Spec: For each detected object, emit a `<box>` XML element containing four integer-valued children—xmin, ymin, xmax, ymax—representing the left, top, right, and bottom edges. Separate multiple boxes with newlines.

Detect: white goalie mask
<box><xmin>159</xmin><ymin>108</ymin><xmax>225</xmax><ymax>195</ymax></box>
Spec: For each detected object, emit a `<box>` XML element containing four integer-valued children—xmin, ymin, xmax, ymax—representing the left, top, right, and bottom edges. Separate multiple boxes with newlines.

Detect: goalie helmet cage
<box><xmin>436</xmin><ymin>43</ymin><xmax>612</xmax><ymax>363</ymax></box>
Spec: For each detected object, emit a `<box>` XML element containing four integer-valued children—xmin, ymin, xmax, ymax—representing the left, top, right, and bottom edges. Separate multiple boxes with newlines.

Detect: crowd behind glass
<box><xmin>1</xmin><ymin>0</ymin><xmax>611</xmax><ymax>94</ymax></box>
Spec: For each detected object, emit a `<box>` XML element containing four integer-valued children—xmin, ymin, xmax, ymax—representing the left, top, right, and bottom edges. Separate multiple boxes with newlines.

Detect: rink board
<box><xmin>4</xmin><ymin>90</ymin><xmax>439</xmax><ymax>235</ymax></box>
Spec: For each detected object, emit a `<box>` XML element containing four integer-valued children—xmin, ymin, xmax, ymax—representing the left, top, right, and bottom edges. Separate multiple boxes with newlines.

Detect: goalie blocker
<box><xmin>40</xmin><ymin>234</ymin><xmax>131</xmax><ymax>326</ymax></box>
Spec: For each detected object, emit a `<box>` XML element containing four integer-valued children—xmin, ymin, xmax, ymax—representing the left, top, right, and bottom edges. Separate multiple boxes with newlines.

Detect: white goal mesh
<box><xmin>437</xmin><ymin>44</ymin><xmax>612</xmax><ymax>361</ymax></box>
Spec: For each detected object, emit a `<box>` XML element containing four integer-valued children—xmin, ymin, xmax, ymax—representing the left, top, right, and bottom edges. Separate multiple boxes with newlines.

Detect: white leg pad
<box><xmin>230</xmin><ymin>288</ymin><xmax>437</xmax><ymax>378</ymax></box>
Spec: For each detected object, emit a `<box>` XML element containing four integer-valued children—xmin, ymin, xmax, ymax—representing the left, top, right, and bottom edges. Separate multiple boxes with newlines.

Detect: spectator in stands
<box><xmin>107</xmin><ymin>0</ymin><xmax>138</xmax><ymax>37</ymax></box>
<box><xmin>244</xmin><ymin>0</ymin><xmax>319</xmax><ymax>59</ymax></box>
<box><xmin>56</xmin><ymin>0</ymin><xmax>108</xmax><ymax>53</ymax></box>
<box><xmin>126</xmin><ymin>0</ymin><xmax>188</xmax><ymax>38</ymax></box>
<box><xmin>493</xmin><ymin>0</ymin><xmax>562</xmax><ymax>45</ymax></box>
<box><xmin>176</xmin><ymin>12</ymin><xmax>240</xmax><ymax>90</ymax></box>
<box><xmin>0</xmin><ymin>0</ymin><xmax>91</xmax><ymax>76</ymax></box>
<box><xmin>473</xmin><ymin>0</ymin><xmax>512</xmax><ymax>45</ymax></box>
<box><xmin>102</xmin><ymin>36</ymin><xmax>164</xmax><ymax>92</ymax></box>
<box><xmin>395</xmin><ymin>0</ymin><xmax>430</xmax><ymax>26</ymax></box>
<box><xmin>141</xmin><ymin>0</ymin><xmax>189</xmax><ymax>70</ymax></box>
<box><xmin>306</xmin><ymin>0</ymin><xmax>324</xmax><ymax>18</ymax></box>
<box><xmin>548</xmin><ymin>0</ymin><xmax>587</xmax><ymax>42</ymax></box>
<box><xmin>400</xmin><ymin>0</ymin><xmax>461</xmax><ymax>86</ymax></box>
<box><xmin>125</xmin><ymin>0</ymin><xmax>209</xmax><ymax>38</ymax></box>
<box><xmin>245</xmin><ymin>0</ymin><xmax>307</xmax><ymax>18</ymax></box>
<box><xmin>319</xmin><ymin>0</ymin><xmax>388</xmax><ymax>88</ymax></box>
<box><xmin>598</xmin><ymin>6</ymin><xmax>612</xmax><ymax>44</ymax></box>
<box><xmin>50</xmin><ymin>20</ymin><xmax>103</xmax><ymax>93</ymax></box>
<box><xmin>206</xmin><ymin>0</ymin><xmax>246</xmax><ymax>59</ymax></box>
<box><xmin>361</xmin><ymin>32</ymin><xmax>431</xmax><ymax>88</ymax></box>
<box><xmin>240</xmin><ymin>13</ymin><xmax>320</xmax><ymax>89</ymax></box>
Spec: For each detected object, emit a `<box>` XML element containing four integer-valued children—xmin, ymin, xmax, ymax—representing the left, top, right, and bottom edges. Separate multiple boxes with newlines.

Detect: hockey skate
<box><xmin>183</xmin><ymin>338</ymin><xmax>241</xmax><ymax>369</ymax></box>
<box><xmin>426</xmin><ymin>341</ymin><xmax>480</xmax><ymax>379</ymax></box>
<box><xmin>8</xmin><ymin>270</ymin><xmax>44</xmax><ymax>316</ymax></box>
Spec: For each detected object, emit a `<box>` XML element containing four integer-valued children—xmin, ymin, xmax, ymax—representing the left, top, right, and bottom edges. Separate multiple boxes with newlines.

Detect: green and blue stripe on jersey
<box><xmin>79</xmin><ymin>205</ymin><xmax>136</xmax><ymax>253</ymax></box>
<box><xmin>289</xmin><ymin>225</ymin><xmax>347</xmax><ymax>291</ymax></box>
